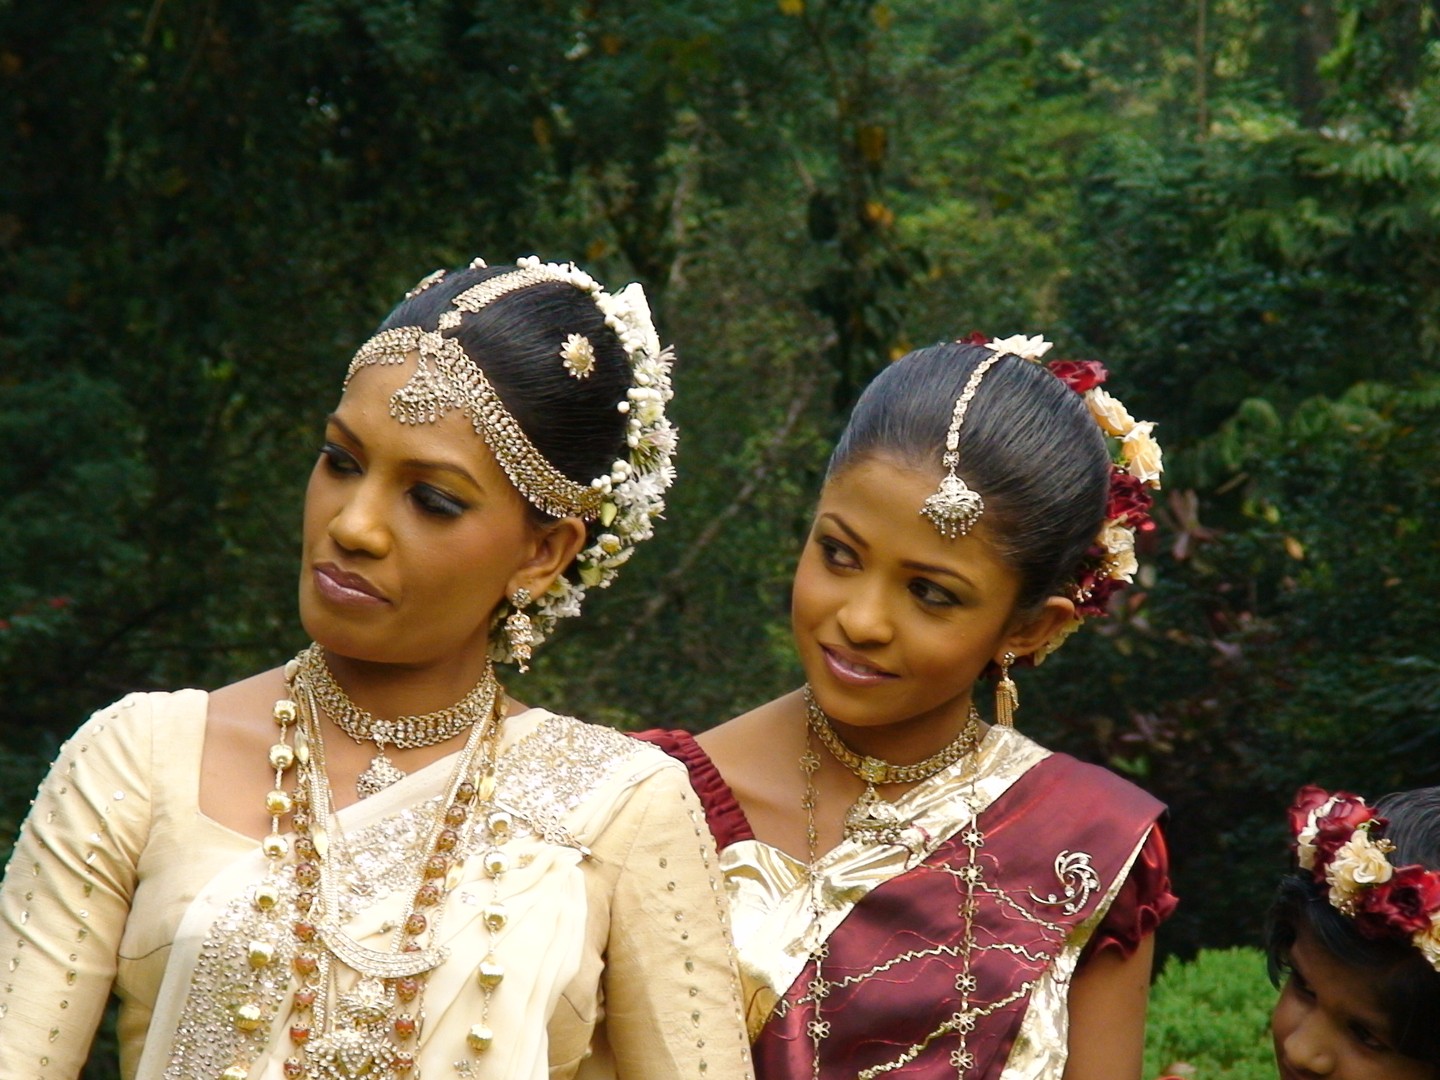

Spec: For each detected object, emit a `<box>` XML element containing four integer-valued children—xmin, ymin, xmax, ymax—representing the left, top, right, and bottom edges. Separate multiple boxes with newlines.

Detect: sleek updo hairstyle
<box><xmin>1266</xmin><ymin>787</ymin><xmax>1440</xmax><ymax>1064</ymax></box>
<box><xmin>374</xmin><ymin>263</ymin><xmax>632</xmax><ymax>518</ymax></box>
<box><xmin>829</xmin><ymin>341</ymin><xmax>1110</xmax><ymax>615</ymax></box>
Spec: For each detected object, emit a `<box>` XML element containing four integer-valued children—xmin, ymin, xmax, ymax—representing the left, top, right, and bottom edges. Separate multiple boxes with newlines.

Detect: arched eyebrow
<box><xmin>818</xmin><ymin>511</ymin><xmax>977</xmax><ymax>589</ymax></box>
<box><xmin>326</xmin><ymin>413</ymin><xmax>484</xmax><ymax>490</ymax></box>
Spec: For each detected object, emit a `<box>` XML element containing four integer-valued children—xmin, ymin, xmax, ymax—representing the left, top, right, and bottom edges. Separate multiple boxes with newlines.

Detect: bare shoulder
<box><xmin>696</xmin><ymin>691</ymin><xmax>807</xmax><ymax>828</ymax></box>
<box><xmin>207</xmin><ymin>667</ymin><xmax>289</xmax><ymax>741</ymax></box>
<box><xmin>696</xmin><ymin>693</ymin><xmax>798</xmax><ymax>765</ymax></box>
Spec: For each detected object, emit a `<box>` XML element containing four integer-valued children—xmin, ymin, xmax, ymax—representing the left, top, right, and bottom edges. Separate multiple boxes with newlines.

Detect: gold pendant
<box><xmin>306</xmin><ymin>979</ymin><xmax>402</xmax><ymax>1079</ymax></box>
<box><xmin>356</xmin><ymin>751</ymin><xmax>405</xmax><ymax>798</ymax></box>
<box><xmin>843</xmin><ymin>784</ymin><xmax>908</xmax><ymax>844</ymax></box>
<box><xmin>305</xmin><ymin>1024</ymin><xmax>400</xmax><ymax>1079</ymax></box>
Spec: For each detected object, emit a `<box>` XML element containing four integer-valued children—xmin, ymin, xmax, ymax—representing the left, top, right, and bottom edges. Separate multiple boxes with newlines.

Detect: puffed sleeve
<box><xmin>1081</xmin><ymin>824</ymin><xmax>1178</xmax><ymax>962</ymax></box>
<box><xmin>0</xmin><ymin>694</ymin><xmax>154</xmax><ymax>1080</ymax></box>
<box><xmin>600</xmin><ymin>765</ymin><xmax>753</xmax><ymax>1080</ymax></box>
<box><xmin>631</xmin><ymin>730</ymin><xmax>754</xmax><ymax>851</ymax></box>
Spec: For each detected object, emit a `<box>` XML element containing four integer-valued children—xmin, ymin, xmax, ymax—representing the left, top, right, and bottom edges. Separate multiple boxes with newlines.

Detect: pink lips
<box><xmin>821</xmin><ymin>645</ymin><xmax>895</xmax><ymax>686</ymax></box>
<box><xmin>313</xmin><ymin>563</ymin><xmax>389</xmax><ymax>606</ymax></box>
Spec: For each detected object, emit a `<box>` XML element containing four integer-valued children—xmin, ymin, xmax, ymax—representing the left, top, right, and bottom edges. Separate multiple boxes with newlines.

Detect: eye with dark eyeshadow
<box><xmin>411</xmin><ymin>485</ymin><xmax>468</xmax><ymax>519</ymax></box>
<box><xmin>320</xmin><ymin>442</ymin><xmax>361</xmax><ymax>475</ymax></box>
<box><xmin>817</xmin><ymin>535</ymin><xmax>859</xmax><ymax>570</ymax></box>
<box><xmin>909</xmin><ymin>578</ymin><xmax>961</xmax><ymax>608</ymax></box>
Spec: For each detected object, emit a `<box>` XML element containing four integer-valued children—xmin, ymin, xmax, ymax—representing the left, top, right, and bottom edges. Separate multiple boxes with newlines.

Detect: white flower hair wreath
<box><xmin>489</xmin><ymin>259</ymin><xmax>678</xmax><ymax>663</ymax></box>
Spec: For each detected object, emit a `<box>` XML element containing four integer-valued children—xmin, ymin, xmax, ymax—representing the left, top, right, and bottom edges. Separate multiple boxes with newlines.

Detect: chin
<box><xmin>299</xmin><ymin>607</ymin><xmax>387</xmax><ymax>666</ymax></box>
<box><xmin>805</xmin><ymin>679</ymin><xmax>895</xmax><ymax>727</ymax></box>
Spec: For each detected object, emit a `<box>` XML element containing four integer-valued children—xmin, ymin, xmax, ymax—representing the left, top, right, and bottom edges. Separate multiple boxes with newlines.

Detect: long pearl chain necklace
<box><xmin>219</xmin><ymin>653</ymin><xmax>511</xmax><ymax>1080</ymax></box>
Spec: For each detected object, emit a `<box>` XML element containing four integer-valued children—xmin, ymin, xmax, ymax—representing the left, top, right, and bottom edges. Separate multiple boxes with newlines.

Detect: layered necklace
<box><xmin>218</xmin><ymin>646</ymin><xmax>510</xmax><ymax>1080</ymax></box>
<box><xmin>298</xmin><ymin>643</ymin><xmax>494</xmax><ymax>797</ymax></box>
<box><xmin>799</xmin><ymin>686</ymin><xmax>984</xmax><ymax>1079</ymax></box>
<box><xmin>803</xmin><ymin>685</ymin><xmax>980</xmax><ymax>845</ymax></box>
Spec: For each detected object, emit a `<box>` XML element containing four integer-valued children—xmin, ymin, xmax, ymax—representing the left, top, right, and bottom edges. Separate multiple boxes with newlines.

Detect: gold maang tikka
<box><xmin>919</xmin><ymin>350</ymin><xmax>1009</xmax><ymax>539</ymax></box>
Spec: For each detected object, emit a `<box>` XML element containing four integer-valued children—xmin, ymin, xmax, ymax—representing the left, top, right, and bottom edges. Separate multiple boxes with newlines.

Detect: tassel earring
<box><xmin>995</xmin><ymin>651</ymin><xmax>1018</xmax><ymax>728</ymax></box>
<box><xmin>505</xmin><ymin>587</ymin><xmax>534</xmax><ymax>673</ymax></box>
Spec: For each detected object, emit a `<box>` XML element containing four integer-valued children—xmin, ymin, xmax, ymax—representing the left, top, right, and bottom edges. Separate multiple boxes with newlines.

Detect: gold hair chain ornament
<box><xmin>346</xmin><ymin>323</ymin><xmax>605</xmax><ymax>521</ymax></box>
<box><xmin>919</xmin><ymin>332</ymin><xmax>1165</xmax><ymax>667</ymax></box>
<box><xmin>343</xmin><ymin>256</ymin><xmax>679</xmax><ymax>669</ymax></box>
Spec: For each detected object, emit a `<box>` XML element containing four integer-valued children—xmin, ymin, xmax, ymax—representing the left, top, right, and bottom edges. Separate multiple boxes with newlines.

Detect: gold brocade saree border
<box><xmin>996</xmin><ymin>828</ymin><xmax>1154</xmax><ymax>1080</ymax></box>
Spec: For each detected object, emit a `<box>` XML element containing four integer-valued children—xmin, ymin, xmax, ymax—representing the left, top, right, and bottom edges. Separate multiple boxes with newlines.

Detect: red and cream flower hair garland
<box><xmin>1289</xmin><ymin>785</ymin><xmax>1440</xmax><ymax>969</ymax></box>
<box><xmin>962</xmin><ymin>334</ymin><xmax>1163</xmax><ymax>661</ymax></box>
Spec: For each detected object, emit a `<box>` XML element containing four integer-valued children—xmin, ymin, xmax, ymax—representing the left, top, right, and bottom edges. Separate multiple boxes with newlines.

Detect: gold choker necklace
<box><xmin>803</xmin><ymin>685</ymin><xmax>981</xmax><ymax>844</ymax></box>
<box><xmin>298</xmin><ymin>644</ymin><xmax>499</xmax><ymax>797</ymax></box>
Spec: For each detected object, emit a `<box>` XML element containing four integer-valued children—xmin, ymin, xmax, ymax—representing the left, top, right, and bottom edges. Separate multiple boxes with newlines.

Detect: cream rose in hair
<box><xmin>1415</xmin><ymin>916</ymin><xmax>1440</xmax><ymax>969</ymax></box>
<box><xmin>1123</xmin><ymin>421</ymin><xmax>1164</xmax><ymax>486</ymax></box>
<box><xmin>1083</xmin><ymin>386</ymin><xmax>1136</xmax><ymax>437</ymax></box>
<box><xmin>986</xmin><ymin>334</ymin><xmax>1054</xmax><ymax>361</ymax></box>
<box><xmin>1325</xmin><ymin>831</ymin><xmax>1396</xmax><ymax>906</ymax></box>
<box><xmin>1099</xmin><ymin>522</ymin><xmax>1139</xmax><ymax>582</ymax></box>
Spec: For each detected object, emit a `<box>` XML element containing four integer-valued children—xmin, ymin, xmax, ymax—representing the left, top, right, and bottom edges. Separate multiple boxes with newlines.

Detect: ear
<box><xmin>508</xmin><ymin>516</ymin><xmax>589</xmax><ymax>601</ymax></box>
<box><xmin>1000</xmin><ymin>595</ymin><xmax>1077</xmax><ymax>662</ymax></box>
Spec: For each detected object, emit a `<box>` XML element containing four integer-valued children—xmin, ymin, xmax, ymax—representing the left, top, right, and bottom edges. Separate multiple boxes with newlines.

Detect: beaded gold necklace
<box><xmin>218</xmin><ymin>650</ymin><xmax>509</xmax><ymax>1080</ymax></box>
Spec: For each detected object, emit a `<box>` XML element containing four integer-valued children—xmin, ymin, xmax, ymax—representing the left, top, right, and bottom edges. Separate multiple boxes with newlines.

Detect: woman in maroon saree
<box><xmin>641</xmin><ymin>335</ymin><xmax>1176</xmax><ymax>1079</ymax></box>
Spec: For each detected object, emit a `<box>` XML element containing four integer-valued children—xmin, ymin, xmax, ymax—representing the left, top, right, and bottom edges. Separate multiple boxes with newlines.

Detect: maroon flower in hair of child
<box><xmin>1288</xmin><ymin>785</ymin><xmax>1440</xmax><ymax>969</ymax></box>
<box><xmin>1355</xmin><ymin>866</ymin><xmax>1440</xmax><ymax>940</ymax></box>
<box><xmin>1291</xmin><ymin>785</ymin><xmax>1383</xmax><ymax>879</ymax></box>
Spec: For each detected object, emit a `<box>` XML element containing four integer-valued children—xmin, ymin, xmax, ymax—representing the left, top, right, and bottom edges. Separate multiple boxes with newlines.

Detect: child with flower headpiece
<box><xmin>1269</xmin><ymin>785</ymin><xmax>1440</xmax><ymax>1078</ymax></box>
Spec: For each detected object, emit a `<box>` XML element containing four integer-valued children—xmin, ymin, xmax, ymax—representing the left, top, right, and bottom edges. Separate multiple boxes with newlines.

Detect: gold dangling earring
<box><xmin>995</xmin><ymin>651</ymin><xmax>1018</xmax><ymax>728</ymax></box>
<box><xmin>504</xmin><ymin>587</ymin><xmax>534</xmax><ymax>673</ymax></box>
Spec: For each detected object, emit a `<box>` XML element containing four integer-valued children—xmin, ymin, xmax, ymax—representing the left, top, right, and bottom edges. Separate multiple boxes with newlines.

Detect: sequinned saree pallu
<box><xmin>723</xmin><ymin>728</ymin><xmax>1164</xmax><ymax>1080</ymax></box>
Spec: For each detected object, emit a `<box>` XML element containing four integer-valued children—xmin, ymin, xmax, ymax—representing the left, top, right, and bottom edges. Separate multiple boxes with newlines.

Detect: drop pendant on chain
<box><xmin>356</xmin><ymin>751</ymin><xmax>406</xmax><ymax>798</ymax></box>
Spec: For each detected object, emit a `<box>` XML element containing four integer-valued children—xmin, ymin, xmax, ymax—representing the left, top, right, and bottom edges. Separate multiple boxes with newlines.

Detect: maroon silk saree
<box><xmin>642</xmin><ymin>725</ymin><xmax>1169</xmax><ymax>1079</ymax></box>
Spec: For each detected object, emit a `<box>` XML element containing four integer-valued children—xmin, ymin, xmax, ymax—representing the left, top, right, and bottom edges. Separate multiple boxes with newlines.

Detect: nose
<box><xmin>1281</xmin><ymin>1010</ymin><xmax>1335</xmax><ymax>1077</ymax></box>
<box><xmin>327</xmin><ymin>479</ymin><xmax>392</xmax><ymax>559</ymax></box>
<box><xmin>835</xmin><ymin>578</ymin><xmax>894</xmax><ymax>647</ymax></box>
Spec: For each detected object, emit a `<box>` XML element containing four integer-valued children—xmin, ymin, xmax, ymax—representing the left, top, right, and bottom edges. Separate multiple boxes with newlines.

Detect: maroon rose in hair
<box><xmin>1107</xmin><ymin>470</ymin><xmax>1154</xmax><ymax>529</ymax></box>
<box><xmin>1354</xmin><ymin>866</ymin><xmax>1440</xmax><ymax>939</ymax></box>
<box><xmin>1047</xmin><ymin>359</ymin><xmax>1108</xmax><ymax>394</ymax></box>
<box><xmin>1288</xmin><ymin>785</ymin><xmax>1334</xmax><ymax>838</ymax></box>
<box><xmin>1072</xmin><ymin>553</ymin><xmax>1126</xmax><ymax>619</ymax></box>
<box><xmin>1312</xmin><ymin>795</ymin><xmax>1384</xmax><ymax>868</ymax></box>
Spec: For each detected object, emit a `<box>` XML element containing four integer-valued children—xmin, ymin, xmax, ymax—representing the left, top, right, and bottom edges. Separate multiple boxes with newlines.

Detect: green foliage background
<box><xmin>1144</xmin><ymin>948</ymin><xmax>1274</xmax><ymax>1078</ymax></box>
<box><xmin>4</xmin><ymin>1</ymin><xmax>1440</xmax><ymax>1073</ymax></box>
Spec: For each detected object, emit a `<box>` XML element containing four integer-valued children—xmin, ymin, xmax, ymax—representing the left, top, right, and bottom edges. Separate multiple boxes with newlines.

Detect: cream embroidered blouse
<box><xmin>0</xmin><ymin>691</ymin><xmax>752</xmax><ymax>1080</ymax></box>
